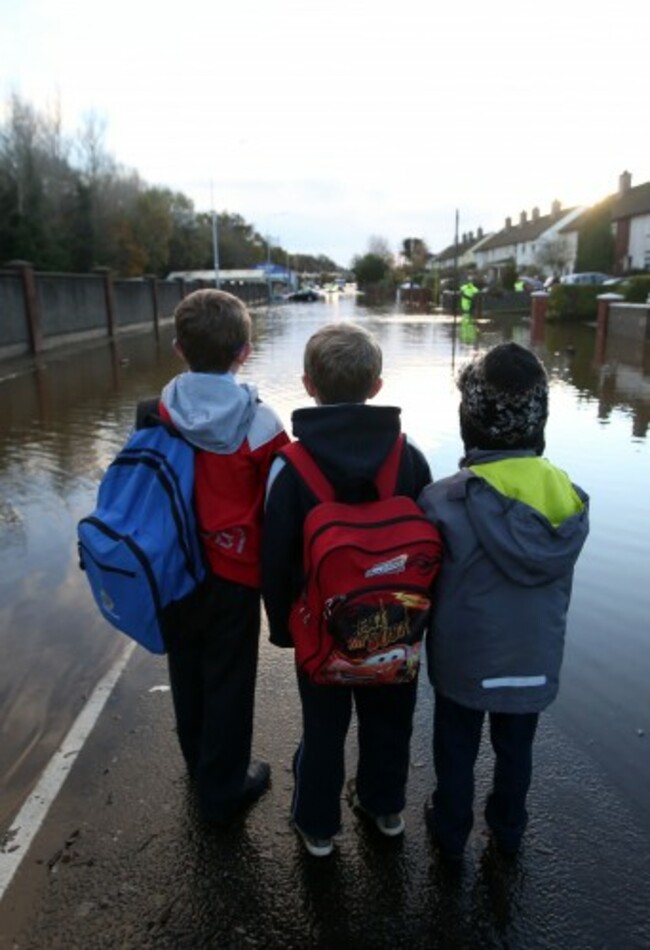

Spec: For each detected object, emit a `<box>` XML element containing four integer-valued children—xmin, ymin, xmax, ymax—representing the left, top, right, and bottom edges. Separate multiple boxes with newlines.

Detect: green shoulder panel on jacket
<box><xmin>469</xmin><ymin>457</ymin><xmax>584</xmax><ymax>526</ymax></box>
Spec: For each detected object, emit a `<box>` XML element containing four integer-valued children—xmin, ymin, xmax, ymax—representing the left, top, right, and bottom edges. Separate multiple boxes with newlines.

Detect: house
<box><xmin>610</xmin><ymin>171</ymin><xmax>650</xmax><ymax>273</ymax></box>
<box><xmin>472</xmin><ymin>202</ymin><xmax>584</xmax><ymax>281</ymax></box>
<box><xmin>430</xmin><ymin>228</ymin><xmax>491</xmax><ymax>277</ymax></box>
<box><xmin>553</xmin><ymin>171</ymin><xmax>650</xmax><ymax>277</ymax></box>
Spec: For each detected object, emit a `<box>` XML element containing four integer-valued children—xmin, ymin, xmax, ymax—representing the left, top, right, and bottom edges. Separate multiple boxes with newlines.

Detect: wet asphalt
<box><xmin>0</xmin><ymin>622</ymin><xmax>648</xmax><ymax>950</ymax></box>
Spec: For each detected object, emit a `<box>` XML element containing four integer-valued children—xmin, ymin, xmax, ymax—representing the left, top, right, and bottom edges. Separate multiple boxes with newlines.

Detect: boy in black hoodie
<box><xmin>262</xmin><ymin>322</ymin><xmax>432</xmax><ymax>857</ymax></box>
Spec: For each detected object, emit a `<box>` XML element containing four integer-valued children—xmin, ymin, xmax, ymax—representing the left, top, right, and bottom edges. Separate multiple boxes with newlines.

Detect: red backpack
<box><xmin>280</xmin><ymin>436</ymin><xmax>443</xmax><ymax>686</ymax></box>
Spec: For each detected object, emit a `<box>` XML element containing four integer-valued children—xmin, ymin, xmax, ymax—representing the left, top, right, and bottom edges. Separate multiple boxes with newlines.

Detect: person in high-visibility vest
<box><xmin>460</xmin><ymin>277</ymin><xmax>480</xmax><ymax>316</ymax></box>
<box><xmin>514</xmin><ymin>277</ymin><xmax>525</xmax><ymax>292</ymax></box>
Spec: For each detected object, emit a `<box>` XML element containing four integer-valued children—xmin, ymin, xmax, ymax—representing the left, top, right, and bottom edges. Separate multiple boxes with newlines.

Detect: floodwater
<box><xmin>0</xmin><ymin>294</ymin><xmax>649</xmax><ymax>843</ymax></box>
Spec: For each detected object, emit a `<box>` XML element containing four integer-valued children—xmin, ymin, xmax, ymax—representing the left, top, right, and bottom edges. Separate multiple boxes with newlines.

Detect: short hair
<box><xmin>173</xmin><ymin>289</ymin><xmax>251</xmax><ymax>372</ymax></box>
<box><xmin>304</xmin><ymin>322</ymin><xmax>382</xmax><ymax>404</ymax></box>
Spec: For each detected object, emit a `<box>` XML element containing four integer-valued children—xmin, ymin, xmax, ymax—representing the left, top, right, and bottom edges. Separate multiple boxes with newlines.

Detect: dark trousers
<box><xmin>292</xmin><ymin>671</ymin><xmax>418</xmax><ymax>838</ymax></box>
<box><xmin>431</xmin><ymin>691</ymin><xmax>539</xmax><ymax>853</ymax></box>
<box><xmin>165</xmin><ymin>573</ymin><xmax>261</xmax><ymax>821</ymax></box>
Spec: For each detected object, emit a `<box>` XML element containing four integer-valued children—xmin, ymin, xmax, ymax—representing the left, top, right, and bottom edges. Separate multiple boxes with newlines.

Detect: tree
<box><xmin>0</xmin><ymin>94</ymin><xmax>340</xmax><ymax>277</ymax></box>
<box><xmin>535</xmin><ymin>235</ymin><xmax>572</xmax><ymax>275</ymax></box>
<box><xmin>168</xmin><ymin>203</ymin><xmax>212</xmax><ymax>272</ymax></box>
<box><xmin>402</xmin><ymin>237</ymin><xmax>428</xmax><ymax>264</ymax></box>
<box><xmin>576</xmin><ymin>200</ymin><xmax>615</xmax><ymax>274</ymax></box>
<box><xmin>367</xmin><ymin>235</ymin><xmax>393</xmax><ymax>264</ymax></box>
<box><xmin>352</xmin><ymin>252</ymin><xmax>390</xmax><ymax>286</ymax></box>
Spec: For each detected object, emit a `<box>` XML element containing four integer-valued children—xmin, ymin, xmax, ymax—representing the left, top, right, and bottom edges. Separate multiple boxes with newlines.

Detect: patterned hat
<box><xmin>458</xmin><ymin>343</ymin><xmax>548</xmax><ymax>451</ymax></box>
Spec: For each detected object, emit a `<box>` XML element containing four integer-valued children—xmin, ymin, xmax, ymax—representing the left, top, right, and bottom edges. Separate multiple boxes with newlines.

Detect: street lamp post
<box><xmin>212</xmin><ymin>211</ymin><xmax>220</xmax><ymax>289</ymax></box>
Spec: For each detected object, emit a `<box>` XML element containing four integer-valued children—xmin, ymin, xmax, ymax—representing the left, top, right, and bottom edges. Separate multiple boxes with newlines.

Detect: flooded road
<box><xmin>0</xmin><ymin>297</ymin><xmax>649</xmax><ymax>920</ymax></box>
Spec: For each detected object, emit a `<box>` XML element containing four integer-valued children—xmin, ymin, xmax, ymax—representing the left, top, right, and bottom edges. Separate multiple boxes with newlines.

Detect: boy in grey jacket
<box><xmin>418</xmin><ymin>342</ymin><xmax>589</xmax><ymax>860</ymax></box>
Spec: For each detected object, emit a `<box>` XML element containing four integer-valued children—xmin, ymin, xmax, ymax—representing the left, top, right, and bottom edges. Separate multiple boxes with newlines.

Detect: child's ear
<box><xmin>236</xmin><ymin>342</ymin><xmax>251</xmax><ymax>366</ymax></box>
<box><xmin>302</xmin><ymin>373</ymin><xmax>318</xmax><ymax>398</ymax></box>
<box><xmin>173</xmin><ymin>338</ymin><xmax>185</xmax><ymax>361</ymax></box>
<box><xmin>368</xmin><ymin>377</ymin><xmax>383</xmax><ymax>399</ymax></box>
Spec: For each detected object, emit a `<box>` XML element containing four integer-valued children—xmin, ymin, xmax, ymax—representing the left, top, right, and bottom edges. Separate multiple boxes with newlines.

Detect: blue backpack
<box><xmin>77</xmin><ymin>419</ymin><xmax>206</xmax><ymax>653</ymax></box>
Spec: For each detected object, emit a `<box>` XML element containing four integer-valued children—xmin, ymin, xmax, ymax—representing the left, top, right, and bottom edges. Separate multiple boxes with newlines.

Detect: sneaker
<box><xmin>424</xmin><ymin>800</ymin><xmax>464</xmax><ymax>865</ymax></box>
<box><xmin>346</xmin><ymin>779</ymin><xmax>405</xmax><ymax>838</ymax></box>
<box><xmin>201</xmin><ymin>760</ymin><xmax>271</xmax><ymax>823</ymax></box>
<box><xmin>294</xmin><ymin>823</ymin><xmax>334</xmax><ymax>858</ymax></box>
<box><xmin>237</xmin><ymin>759</ymin><xmax>271</xmax><ymax>807</ymax></box>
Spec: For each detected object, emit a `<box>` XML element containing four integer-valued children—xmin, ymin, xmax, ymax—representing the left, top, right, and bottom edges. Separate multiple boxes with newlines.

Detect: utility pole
<box><xmin>453</xmin><ymin>209</ymin><xmax>459</xmax><ymax>319</ymax></box>
<box><xmin>212</xmin><ymin>211</ymin><xmax>220</xmax><ymax>289</ymax></box>
<box><xmin>210</xmin><ymin>181</ymin><xmax>220</xmax><ymax>289</ymax></box>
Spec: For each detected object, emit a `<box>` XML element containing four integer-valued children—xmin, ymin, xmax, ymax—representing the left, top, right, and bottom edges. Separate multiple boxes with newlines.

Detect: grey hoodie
<box><xmin>161</xmin><ymin>372</ymin><xmax>258</xmax><ymax>453</ymax></box>
<box><xmin>418</xmin><ymin>449</ymin><xmax>589</xmax><ymax>713</ymax></box>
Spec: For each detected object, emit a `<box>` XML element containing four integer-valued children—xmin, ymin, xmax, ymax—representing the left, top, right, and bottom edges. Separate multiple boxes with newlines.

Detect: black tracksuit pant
<box><xmin>431</xmin><ymin>690</ymin><xmax>539</xmax><ymax>854</ymax></box>
<box><xmin>165</xmin><ymin>573</ymin><xmax>261</xmax><ymax>822</ymax></box>
<box><xmin>292</xmin><ymin>671</ymin><xmax>417</xmax><ymax>838</ymax></box>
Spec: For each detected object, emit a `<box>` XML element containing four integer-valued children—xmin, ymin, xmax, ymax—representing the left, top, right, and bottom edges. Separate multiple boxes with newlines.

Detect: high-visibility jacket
<box><xmin>460</xmin><ymin>282</ymin><xmax>479</xmax><ymax>313</ymax></box>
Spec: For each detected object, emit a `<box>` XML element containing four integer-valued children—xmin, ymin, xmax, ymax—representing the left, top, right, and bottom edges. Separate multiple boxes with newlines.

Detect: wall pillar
<box><xmin>146</xmin><ymin>275</ymin><xmax>160</xmax><ymax>340</ymax></box>
<box><xmin>595</xmin><ymin>293</ymin><xmax>624</xmax><ymax>365</ymax></box>
<box><xmin>94</xmin><ymin>267</ymin><xmax>116</xmax><ymax>338</ymax></box>
<box><xmin>7</xmin><ymin>260</ymin><xmax>42</xmax><ymax>354</ymax></box>
<box><xmin>530</xmin><ymin>291</ymin><xmax>549</xmax><ymax>343</ymax></box>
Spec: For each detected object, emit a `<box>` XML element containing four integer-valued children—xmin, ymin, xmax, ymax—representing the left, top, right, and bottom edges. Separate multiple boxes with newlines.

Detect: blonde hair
<box><xmin>304</xmin><ymin>322</ymin><xmax>382</xmax><ymax>404</ymax></box>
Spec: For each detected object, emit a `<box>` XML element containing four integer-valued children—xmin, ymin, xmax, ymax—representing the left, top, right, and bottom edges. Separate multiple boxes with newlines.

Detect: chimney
<box><xmin>551</xmin><ymin>199</ymin><xmax>562</xmax><ymax>216</ymax></box>
<box><xmin>619</xmin><ymin>170</ymin><xmax>632</xmax><ymax>194</ymax></box>
<box><xmin>520</xmin><ymin>210</ymin><xmax>527</xmax><ymax>225</ymax></box>
<box><xmin>532</xmin><ymin>207</ymin><xmax>540</xmax><ymax>221</ymax></box>
<box><xmin>505</xmin><ymin>217</ymin><xmax>512</xmax><ymax>230</ymax></box>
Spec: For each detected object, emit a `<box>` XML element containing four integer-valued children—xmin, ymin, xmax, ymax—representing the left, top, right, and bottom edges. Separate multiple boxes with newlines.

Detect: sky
<box><xmin>2</xmin><ymin>0</ymin><xmax>649</xmax><ymax>268</ymax></box>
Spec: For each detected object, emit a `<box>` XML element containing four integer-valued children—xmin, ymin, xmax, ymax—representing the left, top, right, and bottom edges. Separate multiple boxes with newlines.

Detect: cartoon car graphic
<box><xmin>316</xmin><ymin>643</ymin><xmax>421</xmax><ymax>686</ymax></box>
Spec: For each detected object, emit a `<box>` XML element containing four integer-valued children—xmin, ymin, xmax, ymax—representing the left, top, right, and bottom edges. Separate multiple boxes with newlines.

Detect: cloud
<box><xmin>2</xmin><ymin>0</ymin><xmax>649</xmax><ymax>266</ymax></box>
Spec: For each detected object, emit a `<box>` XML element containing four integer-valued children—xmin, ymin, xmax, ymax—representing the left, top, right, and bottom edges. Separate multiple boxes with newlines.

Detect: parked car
<box><xmin>560</xmin><ymin>272</ymin><xmax>612</xmax><ymax>286</ymax></box>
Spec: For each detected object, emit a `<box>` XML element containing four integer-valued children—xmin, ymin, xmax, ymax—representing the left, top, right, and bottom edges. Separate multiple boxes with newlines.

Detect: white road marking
<box><xmin>0</xmin><ymin>641</ymin><xmax>136</xmax><ymax>902</ymax></box>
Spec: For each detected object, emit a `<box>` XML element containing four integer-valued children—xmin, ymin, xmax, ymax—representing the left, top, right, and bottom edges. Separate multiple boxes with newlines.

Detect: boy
<box><xmin>262</xmin><ymin>322</ymin><xmax>432</xmax><ymax>857</ymax></box>
<box><xmin>144</xmin><ymin>289</ymin><xmax>289</xmax><ymax>823</ymax></box>
<box><xmin>418</xmin><ymin>342</ymin><xmax>589</xmax><ymax>860</ymax></box>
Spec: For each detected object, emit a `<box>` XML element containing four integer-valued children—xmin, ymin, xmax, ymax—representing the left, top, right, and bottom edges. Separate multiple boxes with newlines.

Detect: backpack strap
<box><xmin>279</xmin><ymin>434</ymin><xmax>405</xmax><ymax>503</ymax></box>
<box><xmin>375</xmin><ymin>434</ymin><xmax>405</xmax><ymax>499</ymax></box>
<box><xmin>279</xmin><ymin>443</ymin><xmax>336</xmax><ymax>502</ymax></box>
<box><xmin>135</xmin><ymin>397</ymin><xmax>162</xmax><ymax>430</ymax></box>
<box><xmin>135</xmin><ymin>398</ymin><xmax>188</xmax><ymax>443</ymax></box>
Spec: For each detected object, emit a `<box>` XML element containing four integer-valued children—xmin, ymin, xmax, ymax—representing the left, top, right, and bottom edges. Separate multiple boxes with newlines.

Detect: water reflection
<box><xmin>0</xmin><ymin>299</ymin><xmax>648</xmax><ymax>834</ymax></box>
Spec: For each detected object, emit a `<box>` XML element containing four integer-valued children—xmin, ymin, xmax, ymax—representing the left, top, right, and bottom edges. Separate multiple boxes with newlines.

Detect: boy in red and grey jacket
<box><xmin>143</xmin><ymin>289</ymin><xmax>288</xmax><ymax>823</ymax></box>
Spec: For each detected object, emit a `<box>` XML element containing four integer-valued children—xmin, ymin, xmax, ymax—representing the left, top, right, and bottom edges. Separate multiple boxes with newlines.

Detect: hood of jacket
<box><xmin>161</xmin><ymin>371</ymin><xmax>258</xmax><ymax>453</ymax></box>
<box><xmin>461</xmin><ymin>449</ymin><xmax>589</xmax><ymax>587</ymax></box>
<box><xmin>291</xmin><ymin>403</ymin><xmax>402</xmax><ymax>492</ymax></box>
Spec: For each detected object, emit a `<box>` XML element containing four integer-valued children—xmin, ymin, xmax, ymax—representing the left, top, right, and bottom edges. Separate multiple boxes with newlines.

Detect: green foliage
<box><xmin>0</xmin><ymin>94</ymin><xmax>338</xmax><ymax>277</ymax></box>
<box><xmin>547</xmin><ymin>284</ymin><xmax>603</xmax><ymax>320</ymax></box>
<box><xmin>620</xmin><ymin>275</ymin><xmax>650</xmax><ymax>303</ymax></box>
<box><xmin>352</xmin><ymin>252</ymin><xmax>391</xmax><ymax>287</ymax></box>
<box><xmin>576</xmin><ymin>200</ymin><xmax>615</xmax><ymax>273</ymax></box>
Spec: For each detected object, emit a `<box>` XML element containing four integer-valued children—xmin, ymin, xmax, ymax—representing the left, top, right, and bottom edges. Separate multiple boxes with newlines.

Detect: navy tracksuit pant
<box><xmin>165</xmin><ymin>573</ymin><xmax>261</xmax><ymax>822</ymax></box>
<box><xmin>292</xmin><ymin>671</ymin><xmax>417</xmax><ymax>838</ymax></box>
<box><xmin>431</xmin><ymin>690</ymin><xmax>539</xmax><ymax>854</ymax></box>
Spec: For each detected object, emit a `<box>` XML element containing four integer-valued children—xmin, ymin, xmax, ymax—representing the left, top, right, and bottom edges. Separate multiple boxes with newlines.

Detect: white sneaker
<box><xmin>294</xmin><ymin>822</ymin><xmax>334</xmax><ymax>857</ymax></box>
<box><xmin>347</xmin><ymin>779</ymin><xmax>405</xmax><ymax>837</ymax></box>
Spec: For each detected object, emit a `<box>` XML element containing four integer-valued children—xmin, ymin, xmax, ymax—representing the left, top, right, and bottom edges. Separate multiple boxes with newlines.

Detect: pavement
<box><xmin>0</xmin><ymin>631</ymin><xmax>649</xmax><ymax>950</ymax></box>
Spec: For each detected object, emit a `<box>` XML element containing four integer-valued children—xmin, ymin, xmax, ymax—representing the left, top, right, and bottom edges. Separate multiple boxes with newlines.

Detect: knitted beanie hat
<box><xmin>458</xmin><ymin>343</ymin><xmax>548</xmax><ymax>452</ymax></box>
